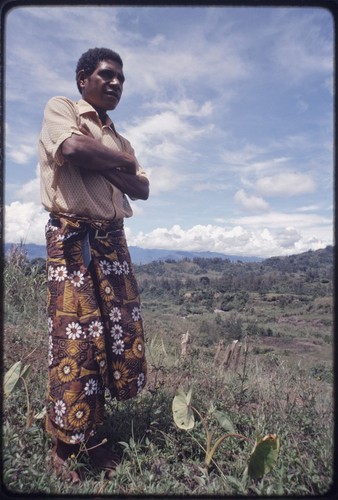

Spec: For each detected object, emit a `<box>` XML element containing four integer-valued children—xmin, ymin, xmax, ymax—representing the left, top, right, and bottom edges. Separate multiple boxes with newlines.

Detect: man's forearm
<box><xmin>101</xmin><ymin>170</ymin><xmax>149</xmax><ymax>200</ymax></box>
<box><xmin>62</xmin><ymin>134</ymin><xmax>136</xmax><ymax>174</ymax></box>
<box><xmin>62</xmin><ymin>132</ymin><xmax>149</xmax><ymax>199</ymax></box>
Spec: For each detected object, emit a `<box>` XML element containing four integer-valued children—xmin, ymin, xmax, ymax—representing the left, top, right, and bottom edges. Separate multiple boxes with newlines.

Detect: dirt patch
<box><xmin>276</xmin><ymin>316</ymin><xmax>325</xmax><ymax>327</ymax></box>
<box><xmin>252</xmin><ymin>335</ymin><xmax>332</xmax><ymax>361</ymax></box>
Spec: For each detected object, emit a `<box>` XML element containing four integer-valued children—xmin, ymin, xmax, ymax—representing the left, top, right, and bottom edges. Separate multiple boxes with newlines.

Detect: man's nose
<box><xmin>110</xmin><ymin>76</ymin><xmax>121</xmax><ymax>87</ymax></box>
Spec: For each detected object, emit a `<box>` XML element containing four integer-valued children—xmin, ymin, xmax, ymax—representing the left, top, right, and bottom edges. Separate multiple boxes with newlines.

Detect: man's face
<box><xmin>78</xmin><ymin>59</ymin><xmax>125</xmax><ymax>112</ymax></box>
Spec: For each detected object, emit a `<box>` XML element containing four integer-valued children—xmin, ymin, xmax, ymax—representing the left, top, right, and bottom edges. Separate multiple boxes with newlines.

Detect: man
<box><xmin>39</xmin><ymin>47</ymin><xmax>149</xmax><ymax>482</ymax></box>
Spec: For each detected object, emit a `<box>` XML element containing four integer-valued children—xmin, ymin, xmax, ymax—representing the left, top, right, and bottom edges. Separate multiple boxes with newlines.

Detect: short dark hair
<box><xmin>75</xmin><ymin>47</ymin><xmax>123</xmax><ymax>93</ymax></box>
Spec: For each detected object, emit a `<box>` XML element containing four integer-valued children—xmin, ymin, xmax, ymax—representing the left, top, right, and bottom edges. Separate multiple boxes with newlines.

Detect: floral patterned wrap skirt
<box><xmin>45</xmin><ymin>213</ymin><xmax>147</xmax><ymax>444</ymax></box>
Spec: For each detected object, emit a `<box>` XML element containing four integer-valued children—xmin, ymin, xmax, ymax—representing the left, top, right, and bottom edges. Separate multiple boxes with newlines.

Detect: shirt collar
<box><xmin>76</xmin><ymin>99</ymin><xmax>116</xmax><ymax>131</ymax></box>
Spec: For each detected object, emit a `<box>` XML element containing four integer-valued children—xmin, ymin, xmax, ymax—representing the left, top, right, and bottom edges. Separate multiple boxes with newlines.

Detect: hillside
<box><xmin>3</xmin><ymin>242</ymin><xmax>333</xmax><ymax>495</ymax></box>
<box><xmin>135</xmin><ymin>245</ymin><xmax>333</xmax><ymax>291</ymax></box>
<box><xmin>4</xmin><ymin>242</ymin><xmax>262</xmax><ymax>264</ymax></box>
<box><xmin>136</xmin><ymin>244</ymin><xmax>333</xmax><ymax>366</ymax></box>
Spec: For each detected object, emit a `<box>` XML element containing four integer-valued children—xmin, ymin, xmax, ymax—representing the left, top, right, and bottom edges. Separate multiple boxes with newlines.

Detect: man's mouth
<box><xmin>104</xmin><ymin>91</ymin><xmax>119</xmax><ymax>99</ymax></box>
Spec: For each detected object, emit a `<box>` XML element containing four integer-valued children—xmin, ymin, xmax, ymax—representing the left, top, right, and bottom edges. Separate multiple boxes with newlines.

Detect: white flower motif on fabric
<box><xmin>48</xmin><ymin>335</ymin><xmax>53</xmax><ymax>366</ymax></box>
<box><xmin>110</xmin><ymin>324</ymin><xmax>123</xmax><ymax>340</ymax></box>
<box><xmin>48</xmin><ymin>317</ymin><xmax>53</xmax><ymax>334</ymax></box>
<box><xmin>55</xmin><ymin>399</ymin><xmax>66</xmax><ymax>417</ymax></box>
<box><xmin>137</xmin><ymin>372</ymin><xmax>145</xmax><ymax>390</ymax></box>
<box><xmin>131</xmin><ymin>306</ymin><xmax>142</xmax><ymax>322</ymax></box>
<box><xmin>70</xmin><ymin>270</ymin><xmax>85</xmax><ymax>288</ymax></box>
<box><xmin>122</xmin><ymin>261</ymin><xmax>130</xmax><ymax>275</ymax></box>
<box><xmin>88</xmin><ymin>320</ymin><xmax>103</xmax><ymax>338</ymax></box>
<box><xmin>109</xmin><ymin>307</ymin><xmax>121</xmax><ymax>323</ymax></box>
<box><xmin>55</xmin><ymin>415</ymin><xmax>64</xmax><ymax>428</ymax></box>
<box><xmin>112</xmin><ymin>261</ymin><xmax>123</xmax><ymax>275</ymax></box>
<box><xmin>56</xmin><ymin>234</ymin><xmax>65</xmax><ymax>242</ymax></box>
<box><xmin>84</xmin><ymin>378</ymin><xmax>98</xmax><ymax>396</ymax></box>
<box><xmin>112</xmin><ymin>340</ymin><xmax>125</xmax><ymax>355</ymax></box>
<box><xmin>70</xmin><ymin>432</ymin><xmax>85</xmax><ymax>444</ymax></box>
<box><xmin>54</xmin><ymin>265</ymin><xmax>68</xmax><ymax>282</ymax></box>
<box><xmin>48</xmin><ymin>353</ymin><xmax>53</xmax><ymax>367</ymax></box>
<box><xmin>99</xmin><ymin>259</ymin><xmax>113</xmax><ymax>275</ymax></box>
<box><xmin>47</xmin><ymin>266</ymin><xmax>55</xmax><ymax>281</ymax></box>
<box><xmin>66</xmin><ymin>321</ymin><xmax>82</xmax><ymax>340</ymax></box>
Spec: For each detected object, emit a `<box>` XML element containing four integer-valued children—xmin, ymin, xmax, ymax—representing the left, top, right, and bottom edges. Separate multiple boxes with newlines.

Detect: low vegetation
<box><xmin>2</xmin><ymin>244</ymin><xmax>334</xmax><ymax>496</ymax></box>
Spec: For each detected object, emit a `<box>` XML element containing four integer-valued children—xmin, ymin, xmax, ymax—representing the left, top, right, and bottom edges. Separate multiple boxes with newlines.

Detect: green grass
<box><xmin>2</xmin><ymin>249</ymin><xmax>335</xmax><ymax>496</ymax></box>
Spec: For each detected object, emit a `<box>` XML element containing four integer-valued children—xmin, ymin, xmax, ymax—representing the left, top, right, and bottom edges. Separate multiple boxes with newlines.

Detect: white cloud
<box><xmin>296</xmin><ymin>204</ymin><xmax>320</xmax><ymax>212</ymax></box>
<box><xmin>123</xmin><ymin>108</ymin><xmax>214</xmax><ymax>165</ymax></box>
<box><xmin>255</xmin><ymin>172</ymin><xmax>316</xmax><ymax>197</ymax></box>
<box><xmin>128</xmin><ymin>222</ymin><xmax>330</xmax><ymax>258</ymax></box>
<box><xmin>129</xmin><ymin>201</ymin><xmax>144</xmax><ymax>217</ymax></box>
<box><xmin>7</xmin><ymin>145</ymin><xmax>37</xmax><ymax>165</ymax></box>
<box><xmin>193</xmin><ymin>182</ymin><xmax>228</xmax><ymax>192</ymax></box>
<box><xmin>231</xmin><ymin>210</ymin><xmax>331</xmax><ymax>231</ymax></box>
<box><xmin>221</xmin><ymin>144</ymin><xmax>266</xmax><ymax>168</ymax></box>
<box><xmin>234</xmin><ymin>189</ymin><xmax>270</xmax><ymax>212</ymax></box>
<box><xmin>11</xmin><ymin>164</ymin><xmax>41</xmax><ymax>203</ymax></box>
<box><xmin>221</xmin><ymin>144</ymin><xmax>292</xmax><ymax>177</ymax></box>
<box><xmin>14</xmin><ymin>177</ymin><xmax>40</xmax><ymax>203</ymax></box>
<box><xmin>144</xmin><ymin>99</ymin><xmax>214</xmax><ymax>118</ymax></box>
<box><xmin>5</xmin><ymin>201</ymin><xmax>49</xmax><ymax>245</ymax></box>
<box><xmin>126</xmin><ymin>110</ymin><xmax>211</xmax><ymax>145</ymax></box>
<box><xmin>6</xmin><ymin>124</ymin><xmax>39</xmax><ymax>165</ymax></box>
<box><xmin>146</xmin><ymin>166</ymin><xmax>184</xmax><ymax>195</ymax></box>
<box><xmin>4</xmin><ymin>200</ymin><xmax>332</xmax><ymax>259</ymax></box>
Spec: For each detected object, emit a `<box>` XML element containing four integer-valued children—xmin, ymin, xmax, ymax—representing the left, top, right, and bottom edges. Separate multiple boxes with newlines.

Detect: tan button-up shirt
<box><xmin>39</xmin><ymin>96</ymin><xmax>147</xmax><ymax>220</ymax></box>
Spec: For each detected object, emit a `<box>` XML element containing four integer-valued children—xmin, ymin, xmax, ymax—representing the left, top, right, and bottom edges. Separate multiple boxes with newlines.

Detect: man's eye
<box><xmin>100</xmin><ymin>71</ymin><xmax>124</xmax><ymax>84</ymax></box>
<box><xmin>101</xmin><ymin>71</ymin><xmax>112</xmax><ymax>79</ymax></box>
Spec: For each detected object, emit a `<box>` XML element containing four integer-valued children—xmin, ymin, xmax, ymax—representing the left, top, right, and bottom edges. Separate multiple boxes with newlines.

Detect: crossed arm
<box><xmin>61</xmin><ymin>125</ymin><xmax>149</xmax><ymax>200</ymax></box>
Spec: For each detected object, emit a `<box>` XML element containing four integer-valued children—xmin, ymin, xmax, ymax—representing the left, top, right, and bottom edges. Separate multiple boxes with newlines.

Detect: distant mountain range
<box><xmin>4</xmin><ymin>242</ymin><xmax>262</xmax><ymax>265</ymax></box>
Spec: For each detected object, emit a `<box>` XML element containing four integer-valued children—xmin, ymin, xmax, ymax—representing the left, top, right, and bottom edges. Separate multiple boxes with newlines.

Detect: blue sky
<box><xmin>4</xmin><ymin>5</ymin><xmax>333</xmax><ymax>258</ymax></box>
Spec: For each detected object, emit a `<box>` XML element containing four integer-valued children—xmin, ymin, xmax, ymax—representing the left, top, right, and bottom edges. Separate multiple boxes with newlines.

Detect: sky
<box><xmin>4</xmin><ymin>5</ymin><xmax>334</xmax><ymax>258</ymax></box>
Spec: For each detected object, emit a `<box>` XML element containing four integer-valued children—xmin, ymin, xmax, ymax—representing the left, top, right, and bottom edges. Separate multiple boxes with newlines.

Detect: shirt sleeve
<box><xmin>40</xmin><ymin>96</ymin><xmax>83</xmax><ymax>167</ymax></box>
<box><xmin>118</xmin><ymin>135</ymin><xmax>148</xmax><ymax>178</ymax></box>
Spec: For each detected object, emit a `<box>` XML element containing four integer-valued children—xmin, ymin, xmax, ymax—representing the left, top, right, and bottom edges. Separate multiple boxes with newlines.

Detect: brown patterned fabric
<box><xmin>45</xmin><ymin>213</ymin><xmax>147</xmax><ymax>444</ymax></box>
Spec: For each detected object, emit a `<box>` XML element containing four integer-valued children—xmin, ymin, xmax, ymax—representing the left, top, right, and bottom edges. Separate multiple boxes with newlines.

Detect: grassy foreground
<box><xmin>2</xmin><ymin>247</ymin><xmax>335</xmax><ymax>497</ymax></box>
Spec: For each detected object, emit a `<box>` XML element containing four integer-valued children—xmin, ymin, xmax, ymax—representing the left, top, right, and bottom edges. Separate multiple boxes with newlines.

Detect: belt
<box><xmin>50</xmin><ymin>212</ymin><xmax>124</xmax><ymax>237</ymax></box>
<box><xmin>90</xmin><ymin>219</ymin><xmax>124</xmax><ymax>239</ymax></box>
<box><xmin>82</xmin><ymin>220</ymin><xmax>124</xmax><ymax>266</ymax></box>
<box><xmin>93</xmin><ymin>228</ymin><xmax>117</xmax><ymax>239</ymax></box>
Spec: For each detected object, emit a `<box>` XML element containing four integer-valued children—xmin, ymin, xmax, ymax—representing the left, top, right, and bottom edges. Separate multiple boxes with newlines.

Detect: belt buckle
<box><xmin>94</xmin><ymin>229</ymin><xmax>109</xmax><ymax>239</ymax></box>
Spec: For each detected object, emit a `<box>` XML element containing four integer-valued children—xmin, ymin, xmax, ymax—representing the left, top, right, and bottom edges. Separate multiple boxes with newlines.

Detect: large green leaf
<box><xmin>213</xmin><ymin>410</ymin><xmax>236</xmax><ymax>433</ymax></box>
<box><xmin>248</xmin><ymin>434</ymin><xmax>280</xmax><ymax>479</ymax></box>
<box><xmin>20</xmin><ymin>364</ymin><xmax>31</xmax><ymax>380</ymax></box>
<box><xmin>172</xmin><ymin>388</ymin><xmax>195</xmax><ymax>430</ymax></box>
<box><xmin>4</xmin><ymin>361</ymin><xmax>31</xmax><ymax>396</ymax></box>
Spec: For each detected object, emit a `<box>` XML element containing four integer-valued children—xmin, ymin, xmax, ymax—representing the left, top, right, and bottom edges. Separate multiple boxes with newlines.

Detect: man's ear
<box><xmin>77</xmin><ymin>70</ymin><xmax>86</xmax><ymax>91</ymax></box>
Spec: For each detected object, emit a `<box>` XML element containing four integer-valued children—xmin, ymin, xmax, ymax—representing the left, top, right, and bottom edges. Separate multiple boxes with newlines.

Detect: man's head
<box><xmin>76</xmin><ymin>48</ymin><xmax>125</xmax><ymax>113</ymax></box>
<box><xmin>76</xmin><ymin>48</ymin><xmax>123</xmax><ymax>92</ymax></box>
